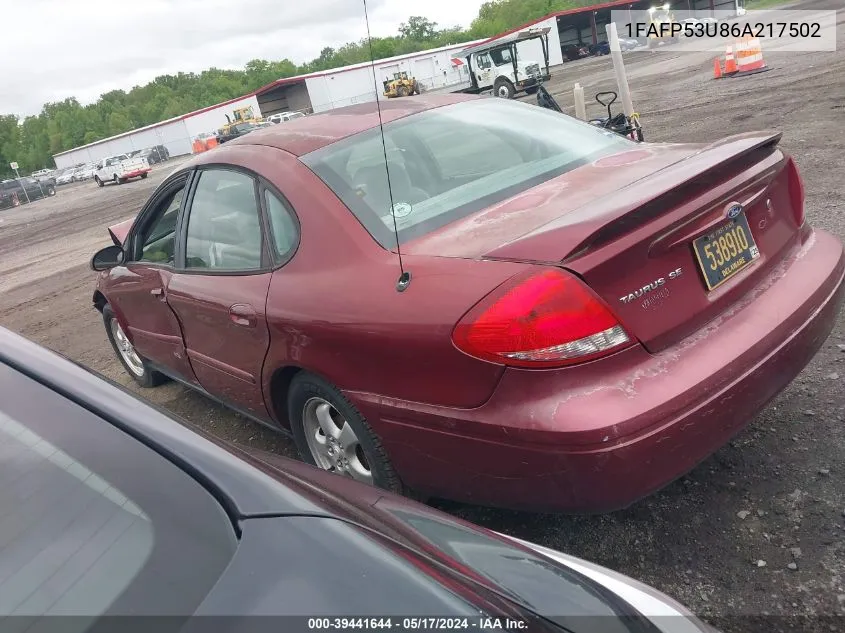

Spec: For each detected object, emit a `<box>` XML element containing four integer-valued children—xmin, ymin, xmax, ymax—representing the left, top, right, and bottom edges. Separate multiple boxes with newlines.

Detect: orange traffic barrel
<box><xmin>735</xmin><ymin>36</ymin><xmax>768</xmax><ymax>74</ymax></box>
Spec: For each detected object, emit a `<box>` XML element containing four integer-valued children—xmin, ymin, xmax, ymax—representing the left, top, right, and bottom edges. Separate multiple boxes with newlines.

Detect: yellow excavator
<box><xmin>218</xmin><ymin>106</ymin><xmax>265</xmax><ymax>139</ymax></box>
<box><xmin>383</xmin><ymin>72</ymin><xmax>420</xmax><ymax>98</ymax></box>
<box><xmin>647</xmin><ymin>4</ymin><xmax>679</xmax><ymax>48</ymax></box>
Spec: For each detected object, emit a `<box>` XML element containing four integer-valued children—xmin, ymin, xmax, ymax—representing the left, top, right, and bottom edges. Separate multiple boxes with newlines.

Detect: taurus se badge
<box><xmin>619</xmin><ymin>267</ymin><xmax>683</xmax><ymax>305</ymax></box>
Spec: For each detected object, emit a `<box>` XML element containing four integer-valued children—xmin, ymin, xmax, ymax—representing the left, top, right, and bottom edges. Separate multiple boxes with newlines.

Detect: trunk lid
<box><xmin>405</xmin><ymin>132</ymin><xmax>803</xmax><ymax>352</ymax></box>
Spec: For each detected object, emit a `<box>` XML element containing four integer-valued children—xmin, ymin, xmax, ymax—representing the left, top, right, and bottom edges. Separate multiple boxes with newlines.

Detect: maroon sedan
<box><xmin>91</xmin><ymin>94</ymin><xmax>845</xmax><ymax>513</ymax></box>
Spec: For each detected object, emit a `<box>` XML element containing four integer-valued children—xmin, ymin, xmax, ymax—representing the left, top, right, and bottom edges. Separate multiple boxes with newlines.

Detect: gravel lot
<box><xmin>1</xmin><ymin>4</ymin><xmax>843</xmax><ymax>630</ymax></box>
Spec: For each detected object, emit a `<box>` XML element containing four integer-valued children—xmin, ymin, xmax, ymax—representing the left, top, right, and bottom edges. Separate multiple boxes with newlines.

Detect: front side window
<box><xmin>302</xmin><ymin>99</ymin><xmax>631</xmax><ymax>249</ymax></box>
<box><xmin>490</xmin><ymin>48</ymin><xmax>513</xmax><ymax>65</ymax></box>
<box><xmin>184</xmin><ymin>170</ymin><xmax>263</xmax><ymax>271</ymax></box>
<box><xmin>137</xmin><ymin>187</ymin><xmax>185</xmax><ymax>265</ymax></box>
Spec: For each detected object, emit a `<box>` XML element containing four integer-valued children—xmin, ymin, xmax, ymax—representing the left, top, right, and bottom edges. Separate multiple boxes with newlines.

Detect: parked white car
<box><xmin>93</xmin><ymin>155</ymin><xmax>151</xmax><ymax>187</ymax></box>
<box><xmin>74</xmin><ymin>164</ymin><xmax>96</xmax><ymax>181</ymax></box>
<box><xmin>55</xmin><ymin>168</ymin><xmax>77</xmax><ymax>186</ymax></box>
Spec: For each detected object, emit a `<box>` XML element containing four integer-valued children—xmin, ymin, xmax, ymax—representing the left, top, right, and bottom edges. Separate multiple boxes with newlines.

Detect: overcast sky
<box><xmin>0</xmin><ymin>0</ymin><xmax>485</xmax><ymax>117</ymax></box>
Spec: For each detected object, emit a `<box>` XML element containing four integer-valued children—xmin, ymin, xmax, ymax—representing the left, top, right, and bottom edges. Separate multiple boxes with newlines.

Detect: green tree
<box><xmin>399</xmin><ymin>16</ymin><xmax>438</xmax><ymax>40</ymax></box>
<box><xmin>108</xmin><ymin>111</ymin><xmax>133</xmax><ymax>135</ymax></box>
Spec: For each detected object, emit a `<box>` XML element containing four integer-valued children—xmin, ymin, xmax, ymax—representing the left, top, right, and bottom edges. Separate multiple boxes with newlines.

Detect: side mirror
<box><xmin>91</xmin><ymin>245</ymin><xmax>125</xmax><ymax>271</ymax></box>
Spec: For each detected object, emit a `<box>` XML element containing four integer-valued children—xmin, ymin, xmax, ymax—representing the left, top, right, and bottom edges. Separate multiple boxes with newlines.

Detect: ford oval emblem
<box><xmin>726</xmin><ymin>202</ymin><xmax>743</xmax><ymax>219</ymax></box>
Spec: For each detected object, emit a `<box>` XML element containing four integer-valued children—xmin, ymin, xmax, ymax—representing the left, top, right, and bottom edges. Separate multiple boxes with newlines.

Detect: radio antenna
<box><xmin>362</xmin><ymin>0</ymin><xmax>411</xmax><ymax>292</ymax></box>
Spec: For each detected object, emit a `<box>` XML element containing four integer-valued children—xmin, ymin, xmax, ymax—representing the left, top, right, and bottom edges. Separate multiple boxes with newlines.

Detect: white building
<box><xmin>253</xmin><ymin>41</ymin><xmax>481</xmax><ymax>115</ymax></box>
<box><xmin>53</xmin><ymin>94</ymin><xmax>261</xmax><ymax>169</ymax></box>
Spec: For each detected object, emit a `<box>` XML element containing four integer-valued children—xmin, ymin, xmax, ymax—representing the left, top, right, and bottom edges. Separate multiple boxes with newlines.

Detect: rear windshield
<box><xmin>301</xmin><ymin>98</ymin><xmax>631</xmax><ymax>249</ymax></box>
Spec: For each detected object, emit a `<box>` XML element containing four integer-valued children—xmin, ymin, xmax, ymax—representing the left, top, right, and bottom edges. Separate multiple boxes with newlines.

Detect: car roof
<box><xmin>225</xmin><ymin>93</ymin><xmax>478</xmax><ymax>157</ymax></box>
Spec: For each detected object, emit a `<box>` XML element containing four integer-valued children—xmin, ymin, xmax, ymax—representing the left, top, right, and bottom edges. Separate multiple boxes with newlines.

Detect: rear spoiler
<box><xmin>570</xmin><ymin>131</ymin><xmax>783</xmax><ymax>258</ymax></box>
<box><xmin>488</xmin><ymin>132</ymin><xmax>783</xmax><ymax>263</ymax></box>
<box><xmin>108</xmin><ymin>218</ymin><xmax>135</xmax><ymax>247</ymax></box>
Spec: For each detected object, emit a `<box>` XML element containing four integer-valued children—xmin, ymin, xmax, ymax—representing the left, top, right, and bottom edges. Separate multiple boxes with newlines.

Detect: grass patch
<box><xmin>744</xmin><ymin>0</ymin><xmax>798</xmax><ymax>10</ymax></box>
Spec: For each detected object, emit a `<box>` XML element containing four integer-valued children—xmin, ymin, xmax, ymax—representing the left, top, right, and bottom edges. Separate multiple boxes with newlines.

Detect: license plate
<box><xmin>692</xmin><ymin>212</ymin><xmax>759</xmax><ymax>291</ymax></box>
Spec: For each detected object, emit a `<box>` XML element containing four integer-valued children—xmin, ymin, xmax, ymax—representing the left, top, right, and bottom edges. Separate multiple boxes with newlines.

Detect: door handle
<box><xmin>228</xmin><ymin>304</ymin><xmax>257</xmax><ymax>328</ymax></box>
<box><xmin>150</xmin><ymin>287</ymin><xmax>166</xmax><ymax>301</ymax></box>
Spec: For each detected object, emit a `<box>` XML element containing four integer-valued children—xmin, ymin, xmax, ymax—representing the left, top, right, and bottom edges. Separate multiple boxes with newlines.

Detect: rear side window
<box><xmin>185</xmin><ymin>170</ymin><xmax>263</xmax><ymax>271</ymax></box>
<box><xmin>264</xmin><ymin>191</ymin><xmax>298</xmax><ymax>260</ymax></box>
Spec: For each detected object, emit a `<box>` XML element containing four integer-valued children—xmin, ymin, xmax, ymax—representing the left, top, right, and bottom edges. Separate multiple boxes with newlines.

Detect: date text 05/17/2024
<box><xmin>306</xmin><ymin>617</ymin><xmax>529</xmax><ymax>631</ymax></box>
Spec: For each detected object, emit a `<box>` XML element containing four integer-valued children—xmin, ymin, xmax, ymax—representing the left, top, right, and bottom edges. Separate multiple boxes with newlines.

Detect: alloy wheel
<box><xmin>301</xmin><ymin>397</ymin><xmax>373</xmax><ymax>485</ymax></box>
<box><xmin>110</xmin><ymin>318</ymin><xmax>145</xmax><ymax>377</ymax></box>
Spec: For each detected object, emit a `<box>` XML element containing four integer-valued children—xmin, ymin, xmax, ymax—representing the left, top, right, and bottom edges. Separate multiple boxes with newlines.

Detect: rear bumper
<box><xmin>352</xmin><ymin>228</ymin><xmax>845</xmax><ymax>512</ymax></box>
<box><xmin>124</xmin><ymin>168</ymin><xmax>151</xmax><ymax>179</ymax></box>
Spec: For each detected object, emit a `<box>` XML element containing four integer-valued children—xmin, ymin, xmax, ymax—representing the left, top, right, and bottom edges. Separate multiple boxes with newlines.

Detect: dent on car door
<box><xmin>166</xmin><ymin>168</ymin><xmax>287</xmax><ymax>418</ymax></box>
<box><xmin>106</xmin><ymin>180</ymin><xmax>198</xmax><ymax>383</ymax></box>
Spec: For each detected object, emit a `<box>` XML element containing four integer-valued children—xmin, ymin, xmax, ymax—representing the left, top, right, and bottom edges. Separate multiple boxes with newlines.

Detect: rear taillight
<box><xmin>452</xmin><ymin>268</ymin><xmax>633</xmax><ymax>368</ymax></box>
<box><xmin>786</xmin><ymin>157</ymin><xmax>805</xmax><ymax>227</ymax></box>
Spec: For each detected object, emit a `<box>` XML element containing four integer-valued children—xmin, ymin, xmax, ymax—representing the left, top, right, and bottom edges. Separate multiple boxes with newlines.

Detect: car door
<box><xmin>105</xmin><ymin>174</ymin><xmax>199</xmax><ymax>384</ymax></box>
<box><xmin>23</xmin><ymin>178</ymin><xmax>43</xmax><ymax>200</ymax></box>
<box><xmin>475</xmin><ymin>53</ymin><xmax>494</xmax><ymax>87</ymax></box>
<box><xmin>165</xmin><ymin>167</ymin><xmax>279</xmax><ymax>418</ymax></box>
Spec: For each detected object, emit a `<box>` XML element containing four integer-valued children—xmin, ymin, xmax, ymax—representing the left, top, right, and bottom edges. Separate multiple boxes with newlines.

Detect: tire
<box><xmin>288</xmin><ymin>372</ymin><xmax>402</xmax><ymax>493</ymax></box>
<box><xmin>494</xmin><ymin>78</ymin><xmax>516</xmax><ymax>99</ymax></box>
<box><xmin>113</xmin><ymin>174</ymin><xmax>121</xmax><ymax>185</ymax></box>
<box><xmin>47</xmin><ymin>186</ymin><xmax>56</xmax><ymax>196</ymax></box>
<box><xmin>397</xmin><ymin>85</ymin><xmax>409</xmax><ymax>97</ymax></box>
<box><xmin>102</xmin><ymin>304</ymin><xmax>168</xmax><ymax>388</ymax></box>
<box><xmin>140</xmin><ymin>173</ymin><xmax>148</xmax><ymax>179</ymax></box>
<box><xmin>525</xmin><ymin>86</ymin><xmax>539</xmax><ymax>95</ymax></box>
<box><xmin>95</xmin><ymin>176</ymin><xmax>104</xmax><ymax>187</ymax></box>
